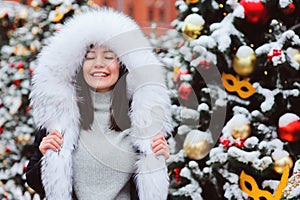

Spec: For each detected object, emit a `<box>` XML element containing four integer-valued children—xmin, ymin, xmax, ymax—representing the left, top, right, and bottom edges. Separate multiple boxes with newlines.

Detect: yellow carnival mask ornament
<box><xmin>240</xmin><ymin>165</ymin><xmax>290</xmax><ymax>200</ymax></box>
<box><xmin>222</xmin><ymin>73</ymin><xmax>256</xmax><ymax>99</ymax></box>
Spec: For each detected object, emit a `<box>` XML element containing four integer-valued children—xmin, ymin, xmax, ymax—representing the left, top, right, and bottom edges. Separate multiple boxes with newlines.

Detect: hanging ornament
<box><xmin>178</xmin><ymin>82</ymin><xmax>192</xmax><ymax>100</ymax></box>
<box><xmin>267</xmin><ymin>48</ymin><xmax>282</xmax><ymax>62</ymax></box>
<box><xmin>13</xmin><ymin>80</ymin><xmax>22</xmax><ymax>86</ymax></box>
<box><xmin>174</xmin><ymin>167</ymin><xmax>182</xmax><ymax>182</ymax></box>
<box><xmin>181</xmin><ymin>14</ymin><xmax>205</xmax><ymax>40</ymax></box>
<box><xmin>183</xmin><ymin>130</ymin><xmax>211</xmax><ymax>160</ymax></box>
<box><xmin>10</xmin><ymin>63</ymin><xmax>14</xmax><ymax>68</ymax></box>
<box><xmin>240</xmin><ymin>165</ymin><xmax>289</xmax><ymax>200</ymax></box>
<box><xmin>0</xmin><ymin>127</ymin><xmax>3</xmax><ymax>134</ymax></box>
<box><xmin>5</xmin><ymin>145</ymin><xmax>11</xmax><ymax>154</ymax></box>
<box><xmin>232</xmin><ymin>122</ymin><xmax>251</xmax><ymax>140</ymax></box>
<box><xmin>233</xmin><ymin>46</ymin><xmax>257</xmax><ymax>77</ymax></box>
<box><xmin>240</xmin><ymin>0</ymin><xmax>270</xmax><ymax>24</ymax></box>
<box><xmin>16</xmin><ymin>61</ymin><xmax>24</xmax><ymax>69</ymax></box>
<box><xmin>278</xmin><ymin>113</ymin><xmax>300</xmax><ymax>142</ymax></box>
<box><xmin>222</xmin><ymin>73</ymin><xmax>256</xmax><ymax>99</ymax></box>
<box><xmin>185</xmin><ymin>0</ymin><xmax>199</xmax><ymax>4</ymax></box>
<box><xmin>199</xmin><ymin>60</ymin><xmax>210</xmax><ymax>70</ymax></box>
<box><xmin>281</xmin><ymin>3</ymin><xmax>295</xmax><ymax>15</ymax></box>
<box><xmin>274</xmin><ymin>155</ymin><xmax>293</xmax><ymax>174</ymax></box>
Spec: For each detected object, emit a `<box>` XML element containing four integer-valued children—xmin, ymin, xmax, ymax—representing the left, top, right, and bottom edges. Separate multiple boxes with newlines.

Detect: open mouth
<box><xmin>91</xmin><ymin>72</ymin><xmax>109</xmax><ymax>77</ymax></box>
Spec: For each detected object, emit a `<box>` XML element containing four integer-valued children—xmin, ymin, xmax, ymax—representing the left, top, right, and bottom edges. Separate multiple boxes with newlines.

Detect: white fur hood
<box><xmin>30</xmin><ymin>8</ymin><xmax>172</xmax><ymax>200</ymax></box>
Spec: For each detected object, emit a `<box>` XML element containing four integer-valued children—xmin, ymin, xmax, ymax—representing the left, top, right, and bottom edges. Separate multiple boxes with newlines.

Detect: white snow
<box><xmin>278</xmin><ymin>113</ymin><xmax>300</xmax><ymax>127</ymax></box>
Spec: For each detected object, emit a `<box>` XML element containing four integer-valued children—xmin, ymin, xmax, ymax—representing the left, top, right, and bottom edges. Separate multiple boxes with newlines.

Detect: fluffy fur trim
<box><xmin>30</xmin><ymin>8</ymin><xmax>172</xmax><ymax>200</ymax></box>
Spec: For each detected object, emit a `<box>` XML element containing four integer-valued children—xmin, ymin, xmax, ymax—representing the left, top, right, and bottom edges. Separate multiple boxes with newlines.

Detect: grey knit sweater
<box><xmin>73</xmin><ymin>90</ymin><xmax>136</xmax><ymax>200</ymax></box>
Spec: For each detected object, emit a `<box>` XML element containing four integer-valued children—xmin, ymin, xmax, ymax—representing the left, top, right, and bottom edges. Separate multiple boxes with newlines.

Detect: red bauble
<box><xmin>10</xmin><ymin>63</ymin><xmax>14</xmax><ymax>68</ymax></box>
<box><xmin>16</xmin><ymin>61</ymin><xmax>24</xmax><ymax>69</ymax></box>
<box><xmin>240</xmin><ymin>0</ymin><xmax>270</xmax><ymax>24</ymax></box>
<box><xmin>282</xmin><ymin>3</ymin><xmax>295</xmax><ymax>15</ymax></box>
<box><xmin>278</xmin><ymin>113</ymin><xmax>300</xmax><ymax>142</ymax></box>
<box><xmin>13</xmin><ymin>80</ymin><xmax>22</xmax><ymax>86</ymax></box>
<box><xmin>0</xmin><ymin>127</ymin><xmax>3</xmax><ymax>134</ymax></box>
<box><xmin>178</xmin><ymin>82</ymin><xmax>192</xmax><ymax>100</ymax></box>
<box><xmin>5</xmin><ymin>146</ymin><xmax>11</xmax><ymax>154</ymax></box>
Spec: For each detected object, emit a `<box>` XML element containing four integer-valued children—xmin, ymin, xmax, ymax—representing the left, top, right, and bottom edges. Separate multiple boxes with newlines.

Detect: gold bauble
<box><xmin>183</xmin><ymin>130</ymin><xmax>211</xmax><ymax>160</ymax></box>
<box><xmin>292</xmin><ymin>51</ymin><xmax>300</xmax><ymax>64</ymax></box>
<box><xmin>182</xmin><ymin>22</ymin><xmax>203</xmax><ymax>40</ymax></box>
<box><xmin>233</xmin><ymin>46</ymin><xmax>257</xmax><ymax>77</ymax></box>
<box><xmin>231</xmin><ymin>123</ymin><xmax>251</xmax><ymax>139</ymax></box>
<box><xmin>182</xmin><ymin>14</ymin><xmax>205</xmax><ymax>40</ymax></box>
<box><xmin>233</xmin><ymin>54</ymin><xmax>256</xmax><ymax>77</ymax></box>
<box><xmin>274</xmin><ymin>156</ymin><xmax>293</xmax><ymax>174</ymax></box>
<box><xmin>186</xmin><ymin>0</ymin><xmax>199</xmax><ymax>3</ymax></box>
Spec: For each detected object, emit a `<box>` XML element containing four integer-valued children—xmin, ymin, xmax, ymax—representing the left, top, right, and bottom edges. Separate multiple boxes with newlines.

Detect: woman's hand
<box><xmin>39</xmin><ymin>130</ymin><xmax>63</xmax><ymax>155</ymax></box>
<box><xmin>151</xmin><ymin>134</ymin><xmax>170</xmax><ymax>160</ymax></box>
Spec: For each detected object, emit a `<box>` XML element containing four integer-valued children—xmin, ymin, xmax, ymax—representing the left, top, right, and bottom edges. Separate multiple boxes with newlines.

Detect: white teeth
<box><xmin>92</xmin><ymin>73</ymin><xmax>108</xmax><ymax>77</ymax></box>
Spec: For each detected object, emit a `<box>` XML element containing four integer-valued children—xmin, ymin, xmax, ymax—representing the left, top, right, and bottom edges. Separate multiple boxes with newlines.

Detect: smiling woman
<box><xmin>26</xmin><ymin>8</ymin><xmax>172</xmax><ymax>200</ymax></box>
<box><xmin>82</xmin><ymin>46</ymin><xmax>120</xmax><ymax>92</ymax></box>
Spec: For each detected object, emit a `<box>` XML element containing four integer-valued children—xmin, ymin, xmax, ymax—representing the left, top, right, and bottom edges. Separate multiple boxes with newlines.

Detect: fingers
<box><xmin>151</xmin><ymin>134</ymin><xmax>170</xmax><ymax>160</ymax></box>
<box><xmin>39</xmin><ymin>130</ymin><xmax>63</xmax><ymax>155</ymax></box>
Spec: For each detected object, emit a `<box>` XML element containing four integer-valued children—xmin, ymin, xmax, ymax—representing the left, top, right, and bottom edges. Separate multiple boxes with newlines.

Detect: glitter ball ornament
<box><xmin>178</xmin><ymin>82</ymin><xmax>192</xmax><ymax>100</ymax></box>
<box><xmin>183</xmin><ymin>130</ymin><xmax>211</xmax><ymax>160</ymax></box>
<box><xmin>233</xmin><ymin>46</ymin><xmax>257</xmax><ymax>77</ymax></box>
<box><xmin>182</xmin><ymin>14</ymin><xmax>205</xmax><ymax>40</ymax></box>
<box><xmin>240</xmin><ymin>0</ymin><xmax>269</xmax><ymax>24</ymax></box>
<box><xmin>278</xmin><ymin>113</ymin><xmax>300</xmax><ymax>142</ymax></box>
<box><xmin>232</xmin><ymin>123</ymin><xmax>251</xmax><ymax>140</ymax></box>
<box><xmin>274</xmin><ymin>155</ymin><xmax>293</xmax><ymax>174</ymax></box>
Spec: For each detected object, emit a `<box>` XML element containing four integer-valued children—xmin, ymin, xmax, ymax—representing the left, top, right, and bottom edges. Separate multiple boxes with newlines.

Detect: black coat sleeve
<box><xmin>25</xmin><ymin>128</ymin><xmax>47</xmax><ymax>196</ymax></box>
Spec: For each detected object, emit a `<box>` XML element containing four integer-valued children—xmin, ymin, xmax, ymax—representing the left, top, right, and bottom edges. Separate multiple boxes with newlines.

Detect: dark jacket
<box><xmin>25</xmin><ymin>129</ymin><xmax>139</xmax><ymax>200</ymax></box>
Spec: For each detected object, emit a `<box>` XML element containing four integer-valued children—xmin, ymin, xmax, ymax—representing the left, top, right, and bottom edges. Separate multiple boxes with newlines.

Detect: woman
<box><xmin>26</xmin><ymin>8</ymin><xmax>173</xmax><ymax>200</ymax></box>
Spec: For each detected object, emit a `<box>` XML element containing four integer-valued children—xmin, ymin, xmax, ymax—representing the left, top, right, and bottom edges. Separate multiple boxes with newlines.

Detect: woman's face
<box><xmin>82</xmin><ymin>46</ymin><xmax>120</xmax><ymax>92</ymax></box>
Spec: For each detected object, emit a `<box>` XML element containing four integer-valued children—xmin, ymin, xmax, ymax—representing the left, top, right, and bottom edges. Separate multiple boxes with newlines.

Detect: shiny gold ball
<box><xmin>182</xmin><ymin>14</ymin><xmax>205</xmax><ymax>40</ymax></box>
<box><xmin>233</xmin><ymin>46</ymin><xmax>257</xmax><ymax>77</ymax></box>
<box><xmin>183</xmin><ymin>130</ymin><xmax>211</xmax><ymax>160</ymax></box>
<box><xmin>231</xmin><ymin>123</ymin><xmax>251</xmax><ymax>139</ymax></box>
<box><xmin>274</xmin><ymin>156</ymin><xmax>293</xmax><ymax>174</ymax></box>
<box><xmin>292</xmin><ymin>51</ymin><xmax>300</xmax><ymax>64</ymax></box>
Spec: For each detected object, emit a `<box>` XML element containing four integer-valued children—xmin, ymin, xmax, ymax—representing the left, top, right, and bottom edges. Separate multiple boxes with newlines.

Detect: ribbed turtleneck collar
<box><xmin>90</xmin><ymin>89</ymin><xmax>112</xmax><ymax>111</ymax></box>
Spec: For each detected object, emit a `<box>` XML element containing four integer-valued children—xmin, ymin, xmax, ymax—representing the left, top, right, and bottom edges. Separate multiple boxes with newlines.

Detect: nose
<box><xmin>93</xmin><ymin>57</ymin><xmax>106</xmax><ymax>68</ymax></box>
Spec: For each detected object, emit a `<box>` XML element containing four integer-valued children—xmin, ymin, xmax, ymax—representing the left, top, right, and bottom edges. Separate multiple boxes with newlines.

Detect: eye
<box><xmin>85</xmin><ymin>51</ymin><xmax>95</xmax><ymax>60</ymax></box>
<box><xmin>104</xmin><ymin>52</ymin><xmax>117</xmax><ymax>60</ymax></box>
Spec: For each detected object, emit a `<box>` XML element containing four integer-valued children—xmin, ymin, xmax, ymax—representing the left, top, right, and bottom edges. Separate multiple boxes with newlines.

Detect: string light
<box><xmin>219</xmin><ymin>4</ymin><xmax>224</xmax><ymax>8</ymax></box>
<box><xmin>264</xmin><ymin>71</ymin><xmax>268</xmax><ymax>75</ymax></box>
<box><xmin>268</xmin><ymin>29</ymin><xmax>272</xmax><ymax>33</ymax></box>
<box><xmin>250</xmin><ymin>44</ymin><xmax>254</xmax><ymax>48</ymax></box>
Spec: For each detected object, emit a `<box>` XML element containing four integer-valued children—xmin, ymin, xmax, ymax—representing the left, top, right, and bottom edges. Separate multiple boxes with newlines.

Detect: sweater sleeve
<box><xmin>25</xmin><ymin>128</ymin><xmax>47</xmax><ymax>196</ymax></box>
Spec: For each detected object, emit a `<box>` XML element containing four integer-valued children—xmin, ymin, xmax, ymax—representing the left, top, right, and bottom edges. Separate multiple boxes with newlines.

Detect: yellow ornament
<box><xmin>292</xmin><ymin>50</ymin><xmax>300</xmax><ymax>64</ymax></box>
<box><xmin>240</xmin><ymin>165</ymin><xmax>289</xmax><ymax>200</ymax></box>
<box><xmin>233</xmin><ymin>46</ymin><xmax>257</xmax><ymax>77</ymax></box>
<box><xmin>232</xmin><ymin>123</ymin><xmax>251</xmax><ymax>139</ymax></box>
<box><xmin>31</xmin><ymin>27</ymin><xmax>39</xmax><ymax>35</ymax></box>
<box><xmin>185</xmin><ymin>0</ymin><xmax>199</xmax><ymax>3</ymax></box>
<box><xmin>274</xmin><ymin>155</ymin><xmax>293</xmax><ymax>174</ymax></box>
<box><xmin>182</xmin><ymin>14</ymin><xmax>205</xmax><ymax>40</ymax></box>
<box><xmin>183</xmin><ymin>130</ymin><xmax>211</xmax><ymax>160</ymax></box>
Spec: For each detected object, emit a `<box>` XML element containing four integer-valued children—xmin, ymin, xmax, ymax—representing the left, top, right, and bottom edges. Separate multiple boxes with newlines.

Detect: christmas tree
<box><xmin>0</xmin><ymin>1</ymin><xmax>96</xmax><ymax>199</ymax></box>
<box><xmin>152</xmin><ymin>0</ymin><xmax>300</xmax><ymax>199</ymax></box>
